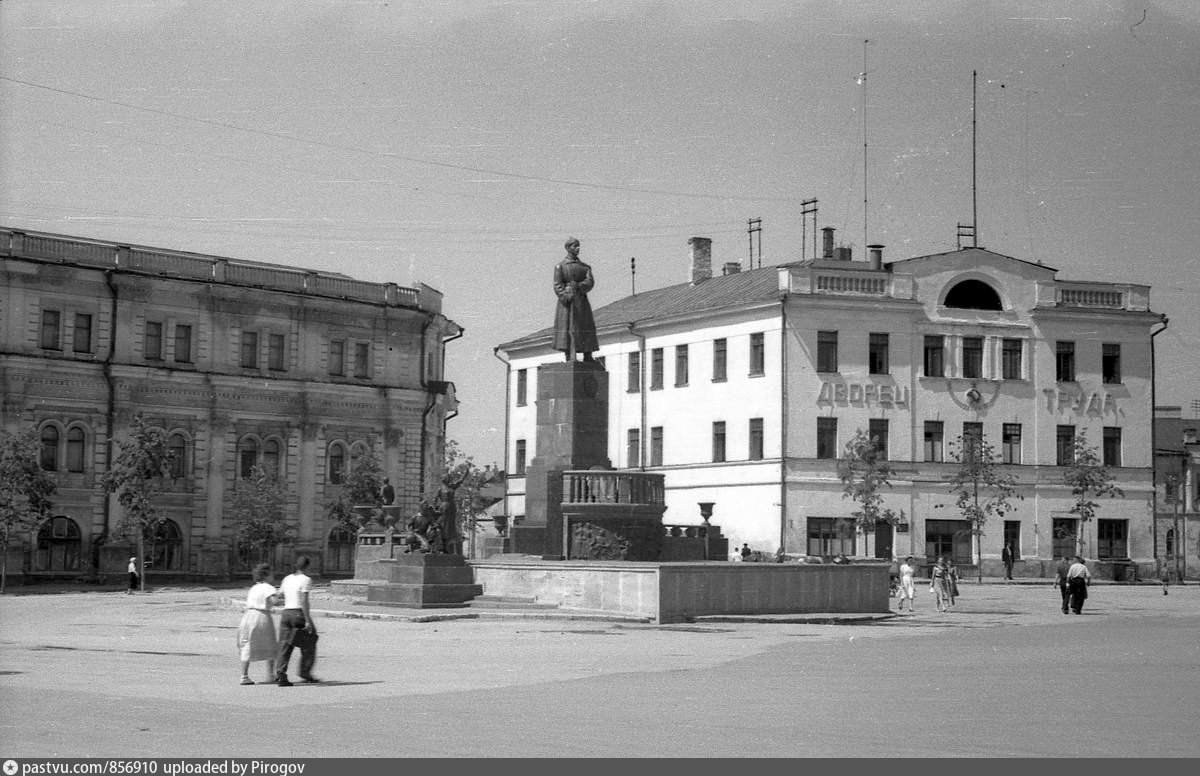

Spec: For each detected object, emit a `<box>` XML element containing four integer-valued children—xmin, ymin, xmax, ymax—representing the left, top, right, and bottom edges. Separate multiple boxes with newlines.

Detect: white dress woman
<box><xmin>897</xmin><ymin>556</ymin><xmax>916</xmax><ymax>613</ymax></box>
<box><xmin>236</xmin><ymin>563</ymin><xmax>279</xmax><ymax>685</ymax></box>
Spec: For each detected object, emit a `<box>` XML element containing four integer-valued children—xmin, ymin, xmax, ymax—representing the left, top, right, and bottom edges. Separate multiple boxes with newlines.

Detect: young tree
<box><xmin>838</xmin><ymin>429</ymin><xmax>906</xmax><ymax>556</ymax></box>
<box><xmin>0</xmin><ymin>429</ymin><xmax>57</xmax><ymax>593</ymax></box>
<box><xmin>1063</xmin><ymin>429</ymin><xmax>1125</xmax><ymax>558</ymax></box>
<box><xmin>439</xmin><ymin>439</ymin><xmax>498</xmax><ymax>556</ymax></box>
<box><xmin>943</xmin><ymin>434</ymin><xmax>1021</xmax><ymax>583</ymax></box>
<box><xmin>100</xmin><ymin>414</ymin><xmax>175</xmax><ymax>591</ymax></box>
<box><xmin>231</xmin><ymin>463</ymin><xmax>293</xmax><ymax>568</ymax></box>
<box><xmin>325</xmin><ymin>448</ymin><xmax>385</xmax><ymax>535</ymax></box>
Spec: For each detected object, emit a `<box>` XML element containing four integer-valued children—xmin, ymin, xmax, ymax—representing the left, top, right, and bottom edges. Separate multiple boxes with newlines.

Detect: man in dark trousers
<box><xmin>1002</xmin><ymin>543</ymin><xmax>1015</xmax><ymax>580</ymax></box>
<box><xmin>275</xmin><ymin>555</ymin><xmax>318</xmax><ymax>686</ymax></box>
<box><xmin>1053</xmin><ymin>555</ymin><xmax>1072</xmax><ymax>614</ymax></box>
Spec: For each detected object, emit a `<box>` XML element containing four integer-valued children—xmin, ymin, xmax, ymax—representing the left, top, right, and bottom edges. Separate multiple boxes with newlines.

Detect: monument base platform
<box><xmin>469</xmin><ymin>557</ymin><xmax>890</xmax><ymax>624</ymax></box>
<box><xmin>331</xmin><ymin>550</ymin><xmax>482</xmax><ymax>609</ymax></box>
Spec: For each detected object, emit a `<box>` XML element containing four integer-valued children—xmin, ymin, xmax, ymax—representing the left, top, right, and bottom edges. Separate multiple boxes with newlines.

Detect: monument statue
<box><xmin>436</xmin><ymin>470</ymin><xmax>467</xmax><ymax>555</ymax></box>
<box><xmin>552</xmin><ymin>237</ymin><xmax>598</xmax><ymax>362</ymax></box>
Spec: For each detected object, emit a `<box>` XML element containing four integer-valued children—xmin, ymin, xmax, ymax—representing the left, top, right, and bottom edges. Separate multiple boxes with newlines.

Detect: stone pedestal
<box><xmin>329</xmin><ymin>530</ymin><xmax>482</xmax><ymax>608</ymax></box>
<box><xmin>510</xmin><ymin>360</ymin><xmax>611</xmax><ymax>559</ymax></box>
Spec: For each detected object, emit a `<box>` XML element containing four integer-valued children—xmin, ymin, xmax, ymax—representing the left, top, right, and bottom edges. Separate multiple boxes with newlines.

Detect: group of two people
<box><xmin>236</xmin><ymin>555</ymin><xmax>319</xmax><ymax>687</ymax></box>
<box><xmin>894</xmin><ymin>555</ymin><xmax>959</xmax><ymax>614</ymax></box>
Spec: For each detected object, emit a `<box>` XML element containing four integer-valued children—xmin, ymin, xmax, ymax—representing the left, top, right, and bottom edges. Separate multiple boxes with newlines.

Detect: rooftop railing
<box><xmin>562</xmin><ymin>470</ymin><xmax>665</xmax><ymax>506</ymax></box>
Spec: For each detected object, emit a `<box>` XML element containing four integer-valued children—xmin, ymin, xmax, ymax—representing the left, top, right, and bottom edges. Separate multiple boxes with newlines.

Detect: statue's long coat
<box><xmin>552</xmin><ymin>258</ymin><xmax>598</xmax><ymax>356</ymax></box>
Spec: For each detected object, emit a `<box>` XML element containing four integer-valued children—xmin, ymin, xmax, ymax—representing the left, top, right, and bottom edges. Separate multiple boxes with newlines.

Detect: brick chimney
<box><xmin>689</xmin><ymin>237</ymin><xmax>713</xmax><ymax>284</ymax></box>
<box><xmin>821</xmin><ymin>227</ymin><xmax>835</xmax><ymax>259</ymax></box>
<box><xmin>868</xmin><ymin>244</ymin><xmax>884</xmax><ymax>270</ymax></box>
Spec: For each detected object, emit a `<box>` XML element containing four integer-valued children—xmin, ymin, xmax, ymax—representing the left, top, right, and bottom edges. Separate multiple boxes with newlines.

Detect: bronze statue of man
<box><xmin>552</xmin><ymin>237</ymin><xmax>598</xmax><ymax>362</ymax></box>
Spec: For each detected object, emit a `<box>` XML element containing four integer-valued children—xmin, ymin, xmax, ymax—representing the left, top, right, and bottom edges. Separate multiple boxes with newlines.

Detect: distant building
<box><xmin>1</xmin><ymin>228</ymin><xmax>461</xmax><ymax>581</ymax></box>
<box><xmin>497</xmin><ymin>233</ymin><xmax>1164</xmax><ymax>578</ymax></box>
<box><xmin>1153</xmin><ymin>406</ymin><xmax>1200</xmax><ymax>580</ymax></box>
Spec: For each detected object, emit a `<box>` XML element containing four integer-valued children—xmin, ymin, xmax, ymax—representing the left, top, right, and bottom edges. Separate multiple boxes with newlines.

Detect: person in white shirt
<box><xmin>274</xmin><ymin>555</ymin><xmax>318</xmax><ymax>686</ymax></box>
<box><xmin>897</xmin><ymin>555</ymin><xmax>916</xmax><ymax>613</ymax></box>
<box><xmin>127</xmin><ymin>557</ymin><xmax>139</xmax><ymax>594</ymax></box>
<box><xmin>236</xmin><ymin>563</ymin><xmax>279</xmax><ymax>685</ymax></box>
<box><xmin>1066</xmin><ymin>556</ymin><xmax>1091</xmax><ymax>614</ymax></box>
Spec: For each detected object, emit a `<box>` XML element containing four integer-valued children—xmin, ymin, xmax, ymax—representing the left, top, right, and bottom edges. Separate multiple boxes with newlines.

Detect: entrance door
<box><xmin>874</xmin><ymin>523</ymin><xmax>894</xmax><ymax>559</ymax></box>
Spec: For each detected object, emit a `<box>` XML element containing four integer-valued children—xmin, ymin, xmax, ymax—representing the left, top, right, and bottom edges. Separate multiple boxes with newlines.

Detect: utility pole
<box><xmin>630</xmin><ymin>257</ymin><xmax>636</xmax><ymax>296</ymax></box>
<box><xmin>800</xmin><ymin>198</ymin><xmax>817</xmax><ymax>261</ymax></box>
<box><xmin>747</xmin><ymin>218</ymin><xmax>762</xmax><ymax>269</ymax></box>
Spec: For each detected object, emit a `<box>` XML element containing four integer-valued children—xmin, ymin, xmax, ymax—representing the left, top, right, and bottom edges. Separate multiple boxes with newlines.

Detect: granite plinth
<box><xmin>334</xmin><ymin>537</ymin><xmax>482</xmax><ymax>608</ymax></box>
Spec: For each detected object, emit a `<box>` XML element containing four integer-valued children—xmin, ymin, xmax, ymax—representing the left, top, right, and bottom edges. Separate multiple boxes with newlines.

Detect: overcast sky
<box><xmin>3</xmin><ymin>0</ymin><xmax>1198</xmax><ymax>467</ymax></box>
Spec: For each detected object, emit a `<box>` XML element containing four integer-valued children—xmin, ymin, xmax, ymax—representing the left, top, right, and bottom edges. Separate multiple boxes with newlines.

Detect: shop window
<box><xmin>1097</xmin><ymin>519</ymin><xmax>1127</xmax><ymax>560</ymax></box>
<box><xmin>924</xmin><ymin>519</ymin><xmax>971</xmax><ymax>565</ymax></box>
<box><xmin>807</xmin><ymin>517</ymin><xmax>856</xmax><ymax>558</ymax></box>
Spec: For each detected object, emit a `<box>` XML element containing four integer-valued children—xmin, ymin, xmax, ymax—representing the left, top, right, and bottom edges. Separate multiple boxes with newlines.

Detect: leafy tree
<box><xmin>438</xmin><ymin>439</ymin><xmax>500</xmax><ymax>555</ymax></box>
<box><xmin>0</xmin><ymin>428</ymin><xmax>57</xmax><ymax>593</ymax></box>
<box><xmin>231</xmin><ymin>463</ymin><xmax>293</xmax><ymax>568</ymax></box>
<box><xmin>838</xmin><ymin>429</ymin><xmax>905</xmax><ymax>553</ymax></box>
<box><xmin>942</xmin><ymin>433</ymin><xmax>1021</xmax><ymax>583</ymax></box>
<box><xmin>100</xmin><ymin>414</ymin><xmax>175</xmax><ymax>591</ymax></box>
<box><xmin>1063</xmin><ymin>429</ymin><xmax>1124</xmax><ymax>557</ymax></box>
<box><xmin>325</xmin><ymin>447</ymin><xmax>385</xmax><ymax>535</ymax></box>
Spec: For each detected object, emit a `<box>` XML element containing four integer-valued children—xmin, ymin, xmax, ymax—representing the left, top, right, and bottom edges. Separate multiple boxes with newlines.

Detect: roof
<box><xmin>888</xmin><ymin>246</ymin><xmax>1058</xmax><ymax>274</ymax></box>
<box><xmin>1155</xmin><ymin>416</ymin><xmax>1200</xmax><ymax>454</ymax></box>
<box><xmin>500</xmin><ymin>262</ymin><xmax>792</xmax><ymax>350</ymax></box>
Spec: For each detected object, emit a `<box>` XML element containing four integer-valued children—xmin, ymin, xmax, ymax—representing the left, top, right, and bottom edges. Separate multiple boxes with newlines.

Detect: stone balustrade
<box><xmin>562</xmin><ymin>470</ymin><xmax>665</xmax><ymax>506</ymax></box>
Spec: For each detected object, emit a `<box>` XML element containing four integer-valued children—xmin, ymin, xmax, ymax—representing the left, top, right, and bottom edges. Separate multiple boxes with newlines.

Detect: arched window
<box><xmin>944</xmin><ymin>279</ymin><xmax>1003</xmax><ymax>310</ymax></box>
<box><xmin>65</xmin><ymin>427</ymin><xmax>86</xmax><ymax>473</ymax></box>
<box><xmin>328</xmin><ymin>443</ymin><xmax>347</xmax><ymax>485</ymax></box>
<box><xmin>146</xmin><ymin>519</ymin><xmax>183</xmax><ymax>571</ymax></box>
<box><xmin>263</xmin><ymin>439</ymin><xmax>281</xmax><ymax>480</ymax></box>
<box><xmin>325</xmin><ymin>526</ymin><xmax>355</xmax><ymax>573</ymax></box>
<box><xmin>35</xmin><ymin>516</ymin><xmax>81</xmax><ymax>571</ymax></box>
<box><xmin>239</xmin><ymin>438</ymin><xmax>260</xmax><ymax>479</ymax></box>
<box><xmin>40</xmin><ymin>425</ymin><xmax>60</xmax><ymax>471</ymax></box>
<box><xmin>168</xmin><ymin>433</ymin><xmax>188</xmax><ymax>479</ymax></box>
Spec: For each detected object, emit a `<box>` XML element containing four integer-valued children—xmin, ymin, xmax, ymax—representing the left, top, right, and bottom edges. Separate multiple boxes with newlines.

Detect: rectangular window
<box><xmin>174</xmin><ymin>324</ymin><xmax>192</xmax><ymax>363</ymax></box>
<box><xmin>675</xmin><ymin>345</ymin><xmax>689</xmax><ymax>386</ymax></box>
<box><xmin>516</xmin><ymin>369</ymin><xmax>528</xmax><ymax>406</ymax></box>
<box><xmin>145</xmin><ymin>321</ymin><xmax>163</xmax><ymax>361</ymax></box>
<box><xmin>925</xmin><ymin>519</ymin><xmax>972</xmax><ymax>565</ymax></box>
<box><xmin>650</xmin><ymin>426</ymin><xmax>664</xmax><ymax>467</ymax></box>
<box><xmin>40</xmin><ymin>309</ymin><xmax>61</xmax><ymax>350</ymax></box>
<box><xmin>749</xmin><ymin>418</ymin><xmax>764</xmax><ymax>461</ymax></box>
<box><xmin>515</xmin><ymin>439</ymin><xmax>527</xmax><ymax>476</ymax></box>
<box><xmin>963</xmin><ymin>422</ymin><xmax>984</xmax><ymax>462</ymax></box>
<box><xmin>1002</xmin><ymin>338</ymin><xmax>1023</xmax><ymax>380</ymax></box>
<box><xmin>1097</xmin><ymin>519</ymin><xmax>1128</xmax><ymax>559</ymax></box>
<box><xmin>628</xmin><ymin>351</ymin><xmax>641</xmax><ymax>392</ymax></box>
<box><xmin>329</xmin><ymin>340</ymin><xmax>345</xmax><ymax>376</ymax></box>
<box><xmin>712</xmin><ymin>421</ymin><xmax>726</xmax><ymax>463</ymax></box>
<box><xmin>627</xmin><ymin>428</ymin><xmax>641</xmax><ymax>468</ymax></box>
<box><xmin>712</xmin><ymin>339</ymin><xmax>727</xmax><ymax>382</ymax></box>
<box><xmin>749</xmin><ymin>332</ymin><xmax>765</xmax><ymax>375</ymax></box>
<box><xmin>1003</xmin><ymin>520</ymin><xmax>1021</xmax><ymax>560</ymax></box>
<box><xmin>1002</xmin><ymin>423</ymin><xmax>1022</xmax><ymax>465</ymax></box>
<box><xmin>817</xmin><ymin>331</ymin><xmax>838</xmax><ymax>373</ymax></box>
<box><xmin>240</xmin><ymin>330</ymin><xmax>258</xmax><ymax>369</ymax></box>
<box><xmin>868</xmin><ymin>418</ymin><xmax>889</xmax><ymax>460</ymax></box>
<box><xmin>72</xmin><ymin>313</ymin><xmax>92</xmax><ymax>354</ymax></box>
<box><xmin>1052</xmin><ymin>517</ymin><xmax>1078</xmax><ymax>560</ymax></box>
<box><xmin>650</xmin><ymin>348</ymin><xmax>664</xmax><ymax>390</ymax></box>
<box><xmin>1056</xmin><ymin>425</ymin><xmax>1076</xmax><ymax>466</ymax></box>
<box><xmin>923</xmin><ymin>335</ymin><xmax>944</xmax><ymax>377</ymax></box>
<box><xmin>807</xmin><ymin>517</ymin><xmax>856</xmax><ymax>558</ymax></box>
<box><xmin>268</xmin><ymin>333</ymin><xmax>286</xmax><ymax>371</ymax></box>
<box><xmin>962</xmin><ymin>336</ymin><xmax>983</xmax><ymax>379</ymax></box>
<box><xmin>1103</xmin><ymin>343</ymin><xmax>1121</xmax><ymax>384</ymax></box>
<box><xmin>1103</xmin><ymin>426</ymin><xmax>1122</xmax><ymax>467</ymax></box>
<box><xmin>868</xmin><ymin>333</ymin><xmax>889</xmax><ymax>375</ymax></box>
<box><xmin>816</xmin><ymin>417</ymin><xmax>838</xmax><ymax>459</ymax></box>
<box><xmin>353</xmin><ymin>342</ymin><xmax>370</xmax><ymax>378</ymax></box>
<box><xmin>924</xmin><ymin>421</ymin><xmax>944</xmax><ymax>463</ymax></box>
<box><xmin>66</xmin><ymin>430</ymin><xmax>85</xmax><ymax>473</ymax></box>
<box><xmin>1056</xmin><ymin>341</ymin><xmax>1076</xmax><ymax>382</ymax></box>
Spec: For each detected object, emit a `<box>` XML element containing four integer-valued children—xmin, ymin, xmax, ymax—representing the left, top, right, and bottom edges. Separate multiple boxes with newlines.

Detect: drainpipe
<box><xmin>491</xmin><ymin>346</ymin><xmax>512</xmax><ymax>520</ymax></box>
<box><xmin>97</xmin><ymin>269</ymin><xmax>120</xmax><ymax>577</ymax></box>
<box><xmin>1151</xmin><ymin>315</ymin><xmax>1169</xmax><ymax>580</ymax></box>
<box><xmin>779</xmin><ymin>292</ymin><xmax>789</xmax><ymax>554</ymax></box>
<box><xmin>627</xmin><ymin>322</ymin><xmax>647</xmax><ymax>471</ymax></box>
<box><xmin>418</xmin><ymin>317</ymin><xmax>435</xmax><ymax>497</ymax></box>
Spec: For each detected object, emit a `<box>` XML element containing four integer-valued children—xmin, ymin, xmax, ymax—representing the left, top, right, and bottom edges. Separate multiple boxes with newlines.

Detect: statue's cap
<box><xmin>565</xmin><ymin>237</ymin><xmax>579</xmax><ymax>248</ymax></box>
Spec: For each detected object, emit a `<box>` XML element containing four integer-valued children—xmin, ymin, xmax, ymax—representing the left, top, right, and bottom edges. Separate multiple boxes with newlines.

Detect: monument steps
<box><xmin>467</xmin><ymin>595</ymin><xmax>557</xmax><ymax>610</ymax></box>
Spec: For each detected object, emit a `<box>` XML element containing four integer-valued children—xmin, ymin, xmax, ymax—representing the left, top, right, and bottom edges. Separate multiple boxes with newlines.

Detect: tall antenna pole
<box><xmin>748</xmin><ymin>218</ymin><xmax>762</xmax><ymax>269</ymax></box>
<box><xmin>862</xmin><ymin>39</ymin><xmax>869</xmax><ymax>252</ymax></box>
<box><xmin>630</xmin><ymin>256</ymin><xmax>636</xmax><ymax>295</ymax></box>
<box><xmin>800</xmin><ymin>198</ymin><xmax>818</xmax><ymax>261</ymax></box>
<box><xmin>972</xmin><ymin>69</ymin><xmax>979</xmax><ymax>248</ymax></box>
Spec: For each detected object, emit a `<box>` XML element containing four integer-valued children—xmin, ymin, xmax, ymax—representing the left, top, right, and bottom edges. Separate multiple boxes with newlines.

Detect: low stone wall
<box><xmin>470</xmin><ymin>559</ymin><xmax>889</xmax><ymax>623</ymax></box>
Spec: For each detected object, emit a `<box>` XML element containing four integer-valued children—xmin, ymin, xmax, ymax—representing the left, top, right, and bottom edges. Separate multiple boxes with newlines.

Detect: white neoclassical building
<box><xmin>496</xmin><ymin>234</ymin><xmax>1164</xmax><ymax>579</ymax></box>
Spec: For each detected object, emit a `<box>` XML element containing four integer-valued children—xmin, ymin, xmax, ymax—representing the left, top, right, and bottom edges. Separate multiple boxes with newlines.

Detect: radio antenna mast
<box><xmin>972</xmin><ymin>69</ymin><xmax>979</xmax><ymax>247</ymax></box>
<box><xmin>862</xmin><ymin>39</ymin><xmax>870</xmax><ymax>251</ymax></box>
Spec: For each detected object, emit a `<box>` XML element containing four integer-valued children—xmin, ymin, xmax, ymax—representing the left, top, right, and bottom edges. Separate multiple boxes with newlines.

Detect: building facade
<box><xmin>1</xmin><ymin>228</ymin><xmax>460</xmax><ymax>582</ymax></box>
<box><xmin>496</xmin><ymin>235</ymin><xmax>1163</xmax><ymax>578</ymax></box>
<box><xmin>1153</xmin><ymin>406</ymin><xmax>1200</xmax><ymax>581</ymax></box>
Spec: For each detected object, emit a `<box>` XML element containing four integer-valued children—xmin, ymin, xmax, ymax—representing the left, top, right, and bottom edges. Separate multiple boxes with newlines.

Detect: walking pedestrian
<box><xmin>740</xmin><ymin>543</ymin><xmax>751</xmax><ymax>561</ymax></box>
<box><xmin>127</xmin><ymin>556</ymin><xmax>139</xmax><ymax>594</ymax></box>
<box><xmin>896</xmin><ymin>555</ymin><xmax>916</xmax><ymax>613</ymax></box>
<box><xmin>1002</xmin><ymin>543</ymin><xmax>1015</xmax><ymax>580</ymax></box>
<box><xmin>1066</xmin><ymin>555</ymin><xmax>1090</xmax><ymax>614</ymax></box>
<box><xmin>931</xmin><ymin>557</ymin><xmax>953</xmax><ymax>612</ymax></box>
<box><xmin>274</xmin><ymin>555</ymin><xmax>319</xmax><ymax>686</ymax></box>
<box><xmin>237</xmin><ymin>563</ymin><xmax>279</xmax><ymax>685</ymax></box>
<box><xmin>1053</xmin><ymin>555</ymin><xmax>1072</xmax><ymax>614</ymax></box>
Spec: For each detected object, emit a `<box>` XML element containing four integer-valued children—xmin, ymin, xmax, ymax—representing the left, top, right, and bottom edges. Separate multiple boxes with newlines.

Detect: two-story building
<box><xmin>1154</xmin><ymin>406</ymin><xmax>1200</xmax><ymax>581</ymax></box>
<box><xmin>496</xmin><ymin>232</ymin><xmax>1163</xmax><ymax>578</ymax></box>
<box><xmin>1</xmin><ymin>228</ymin><xmax>460</xmax><ymax>582</ymax></box>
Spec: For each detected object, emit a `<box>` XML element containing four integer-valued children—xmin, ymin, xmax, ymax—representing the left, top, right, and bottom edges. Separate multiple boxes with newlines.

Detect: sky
<box><xmin>2</xmin><ymin>0</ymin><xmax>1198</xmax><ymax>468</ymax></box>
